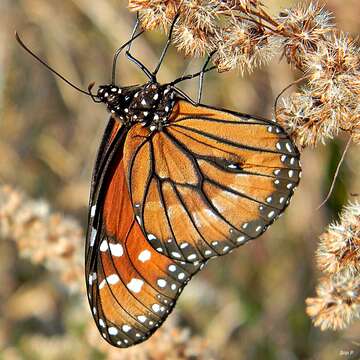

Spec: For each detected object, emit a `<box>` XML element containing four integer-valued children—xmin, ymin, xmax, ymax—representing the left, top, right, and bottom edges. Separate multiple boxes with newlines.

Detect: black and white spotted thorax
<box><xmin>97</xmin><ymin>82</ymin><xmax>176</xmax><ymax>130</ymax></box>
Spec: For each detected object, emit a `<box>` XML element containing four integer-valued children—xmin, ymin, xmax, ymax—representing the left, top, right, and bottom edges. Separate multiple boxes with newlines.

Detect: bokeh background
<box><xmin>1</xmin><ymin>1</ymin><xmax>359</xmax><ymax>359</ymax></box>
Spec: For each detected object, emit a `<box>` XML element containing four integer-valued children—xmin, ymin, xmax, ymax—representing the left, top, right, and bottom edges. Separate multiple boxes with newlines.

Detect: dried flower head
<box><xmin>306</xmin><ymin>269</ymin><xmax>360</xmax><ymax>331</ymax></box>
<box><xmin>221</xmin><ymin>0</ymin><xmax>261</xmax><ymax>12</ymax></box>
<box><xmin>173</xmin><ymin>22</ymin><xmax>217</xmax><ymax>57</ymax></box>
<box><xmin>316</xmin><ymin>202</ymin><xmax>360</xmax><ymax>275</ymax></box>
<box><xmin>172</xmin><ymin>0</ymin><xmax>220</xmax><ymax>57</ymax></box>
<box><xmin>215</xmin><ymin>20</ymin><xmax>279</xmax><ymax>73</ymax></box>
<box><xmin>277</xmin><ymin>2</ymin><xmax>334</xmax><ymax>70</ymax></box>
<box><xmin>129</xmin><ymin>0</ymin><xmax>180</xmax><ymax>29</ymax></box>
<box><xmin>347</xmin><ymin>109</ymin><xmax>360</xmax><ymax>145</ymax></box>
<box><xmin>276</xmin><ymin>89</ymin><xmax>337</xmax><ymax>148</ymax></box>
<box><xmin>0</xmin><ymin>185</ymin><xmax>83</xmax><ymax>291</ymax></box>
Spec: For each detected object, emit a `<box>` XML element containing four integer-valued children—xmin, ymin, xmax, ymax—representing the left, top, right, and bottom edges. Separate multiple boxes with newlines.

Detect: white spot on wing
<box><xmin>168</xmin><ymin>264</ymin><xmax>176</xmax><ymax>272</ymax></box>
<box><xmin>138</xmin><ymin>315</ymin><xmax>147</xmax><ymax>323</ymax></box>
<box><xmin>100</xmin><ymin>240</ymin><xmax>108</xmax><ymax>252</ymax></box>
<box><xmin>157</xmin><ymin>279</ymin><xmax>167</xmax><ymax>288</ymax></box>
<box><xmin>122</xmin><ymin>324</ymin><xmax>131</xmax><ymax>333</ymax></box>
<box><xmin>138</xmin><ymin>249</ymin><xmax>151</xmax><ymax>262</ymax></box>
<box><xmin>109</xmin><ymin>243</ymin><xmax>123</xmax><ymax>257</ymax></box>
<box><xmin>90</xmin><ymin>205</ymin><xmax>96</xmax><ymax>217</ymax></box>
<box><xmin>88</xmin><ymin>272</ymin><xmax>97</xmax><ymax>285</ymax></box>
<box><xmin>90</xmin><ymin>227</ymin><xmax>97</xmax><ymax>247</ymax></box>
<box><xmin>98</xmin><ymin>279</ymin><xmax>106</xmax><ymax>289</ymax></box>
<box><xmin>108</xmin><ymin>327</ymin><xmax>118</xmax><ymax>335</ymax></box>
<box><xmin>127</xmin><ymin>278</ymin><xmax>144</xmax><ymax>293</ymax></box>
<box><xmin>152</xmin><ymin>304</ymin><xmax>160</xmax><ymax>312</ymax></box>
<box><xmin>107</xmin><ymin>274</ymin><xmax>120</xmax><ymax>285</ymax></box>
<box><xmin>178</xmin><ymin>272</ymin><xmax>185</xmax><ymax>280</ymax></box>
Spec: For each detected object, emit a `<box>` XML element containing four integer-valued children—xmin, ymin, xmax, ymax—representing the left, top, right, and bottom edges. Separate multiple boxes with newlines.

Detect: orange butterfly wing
<box><xmin>85</xmin><ymin>118</ymin><xmax>201</xmax><ymax>348</ymax></box>
<box><xmin>123</xmin><ymin>100</ymin><xmax>301</xmax><ymax>262</ymax></box>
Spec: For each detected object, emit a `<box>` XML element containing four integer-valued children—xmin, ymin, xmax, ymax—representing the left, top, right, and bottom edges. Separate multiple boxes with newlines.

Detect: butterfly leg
<box><xmin>152</xmin><ymin>14</ymin><xmax>180</xmax><ymax>77</ymax></box>
<box><xmin>170</xmin><ymin>53</ymin><xmax>216</xmax><ymax>105</ymax></box>
<box><xmin>197</xmin><ymin>51</ymin><xmax>216</xmax><ymax>103</ymax></box>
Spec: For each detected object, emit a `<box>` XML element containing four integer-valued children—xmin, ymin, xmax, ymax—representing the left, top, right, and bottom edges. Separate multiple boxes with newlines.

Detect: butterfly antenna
<box><xmin>111</xmin><ymin>22</ymin><xmax>145</xmax><ymax>84</ymax></box>
<box><xmin>15</xmin><ymin>31</ymin><xmax>97</xmax><ymax>99</ymax></box>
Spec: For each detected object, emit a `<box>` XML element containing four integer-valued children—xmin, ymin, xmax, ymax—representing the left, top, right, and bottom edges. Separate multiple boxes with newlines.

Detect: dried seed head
<box><xmin>129</xmin><ymin>0</ymin><xmax>180</xmax><ymax>29</ymax></box>
<box><xmin>220</xmin><ymin>0</ymin><xmax>261</xmax><ymax>13</ymax></box>
<box><xmin>214</xmin><ymin>21</ymin><xmax>279</xmax><ymax>73</ymax></box>
<box><xmin>180</xmin><ymin>0</ymin><xmax>220</xmax><ymax>32</ymax></box>
<box><xmin>0</xmin><ymin>185</ymin><xmax>83</xmax><ymax>291</ymax></box>
<box><xmin>277</xmin><ymin>90</ymin><xmax>338</xmax><ymax>148</ymax></box>
<box><xmin>173</xmin><ymin>22</ymin><xmax>217</xmax><ymax>57</ymax></box>
<box><xmin>305</xmin><ymin>34</ymin><xmax>360</xmax><ymax>95</ymax></box>
<box><xmin>306</xmin><ymin>269</ymin><xmax>360</xmax><ymax>331</ymax></box>
<box><xmin>277</xmin><ymin>2</ymin><xmax>334</xmax><ymax>70</ymax></box>
<box><xmin>316</xmin><ymin>202</ymin><xmax>360</xmax><ymax>275</ymax></box>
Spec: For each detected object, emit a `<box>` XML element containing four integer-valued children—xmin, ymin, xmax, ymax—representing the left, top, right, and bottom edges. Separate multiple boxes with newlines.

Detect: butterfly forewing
<box><xmin>85</xmin><ymin>117</ymin><xmax>201</xmax><ymax>348</ymax></box>
<box><xmin>124</xmin><ymin>99</ymin><xmax>301</xmax><ymax>263</ymax></box>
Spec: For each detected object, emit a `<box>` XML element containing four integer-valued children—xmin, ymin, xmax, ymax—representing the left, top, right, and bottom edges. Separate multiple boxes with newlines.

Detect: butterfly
<box><xmin>16</xmin><ymin>15</ymin><xmax>301</xmax><ymax>348</ymax></box>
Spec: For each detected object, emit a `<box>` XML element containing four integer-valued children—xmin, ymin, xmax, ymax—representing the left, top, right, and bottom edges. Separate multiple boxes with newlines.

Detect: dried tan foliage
<box><xmin>306</xmin><ymin>202</ymin><xmax>360</xmax><ymax>330</ymax></box>
<box><xmin>0</xmin><ymin>185</ymin><xmax>83</xmax><ymax>291</ymax></box>
<box><xmin>128</xmin><ymin>0</ymin><xmax>360</xmax><ymax>148</ymax></box>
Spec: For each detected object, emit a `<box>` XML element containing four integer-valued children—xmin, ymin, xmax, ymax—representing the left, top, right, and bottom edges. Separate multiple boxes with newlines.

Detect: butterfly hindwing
<box><xmin>124</xmin><ymin>99</ymin><xmax>301</xmax><ymax>263</ymax></box>
<box><xmin>85</xmin><ymin>117</ymin><xmax>201</xmax><ymax>348</ymax></box>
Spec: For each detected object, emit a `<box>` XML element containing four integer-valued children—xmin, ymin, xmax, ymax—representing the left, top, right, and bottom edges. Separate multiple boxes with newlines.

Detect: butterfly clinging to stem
<box><xmin>16</xmin><ymin>14</ymin><xmax>301</xmax><ymax>348</ymax></box>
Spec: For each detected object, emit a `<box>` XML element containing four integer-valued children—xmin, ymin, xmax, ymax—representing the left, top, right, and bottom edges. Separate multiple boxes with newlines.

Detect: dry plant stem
<box><xmin>316</xmin><ymin>136</ymin><xmax>352</xmax><ymax>210</ymax></box>
<box><xmin>274</xmin><ymin>75</ymin><xmax>310</xmax><ymax>119</ymax></box>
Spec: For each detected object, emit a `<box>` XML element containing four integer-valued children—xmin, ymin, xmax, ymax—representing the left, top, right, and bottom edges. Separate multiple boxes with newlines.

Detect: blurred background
<box><xmin>0</xmin><ymin>0</ymin><xmax>359</xmax><ymax>359</ymax></box>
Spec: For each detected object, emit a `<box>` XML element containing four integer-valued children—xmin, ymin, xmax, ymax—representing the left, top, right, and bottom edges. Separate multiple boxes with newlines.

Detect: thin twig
<box><xmin>274</xmin><ymin>75</ymin><xmax>309</xmax><ymax>119</ymax></box>
<box><xmin>316</xmin><ymin>136</ymin><xmax>352</xmax><ymax>210</ymax></box>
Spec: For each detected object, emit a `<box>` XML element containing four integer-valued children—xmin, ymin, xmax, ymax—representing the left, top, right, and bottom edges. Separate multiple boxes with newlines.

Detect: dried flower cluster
<box><xmin>0</xmin><ymin>185</ymin><xmax>83</xmax><ymax>291</ymax></box>
<box><xmin>0</xmin><ymin>185</ymin><xmax>219</xmax><ymax>358</ymax></box>
<box><xmin>277</xmin><ymin>31</ymin><xmax>360</xmax><ymax>147</ymax></box>
<box><xmin>128</xmin><ymin>0</ymin><xmax>360</xmax><ymax>148</ymax></box>
<box><xmin>306</xmin><ymin>202</ymin><xmax>360</xmax><ymax>330</ymax></box>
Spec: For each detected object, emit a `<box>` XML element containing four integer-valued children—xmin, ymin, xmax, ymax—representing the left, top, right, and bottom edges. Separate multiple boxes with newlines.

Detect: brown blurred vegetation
<box><xmin>0</xmin><ymin>1</ymin><xmax>359</xmax><ymax>359</ymax></box>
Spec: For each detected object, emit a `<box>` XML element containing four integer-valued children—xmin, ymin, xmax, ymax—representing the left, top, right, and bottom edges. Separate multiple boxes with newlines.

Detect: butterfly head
<box><xmin>97</xmin><ymin>85</ymin><xmax>122</xmax><ymax>104</ymax></box>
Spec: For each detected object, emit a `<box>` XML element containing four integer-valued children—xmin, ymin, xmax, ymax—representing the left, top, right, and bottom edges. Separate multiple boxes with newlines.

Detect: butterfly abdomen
<box><xmin>97</xmin><ymin>83</ymin><xmax>176</xmax><ymax>130</ymax></box>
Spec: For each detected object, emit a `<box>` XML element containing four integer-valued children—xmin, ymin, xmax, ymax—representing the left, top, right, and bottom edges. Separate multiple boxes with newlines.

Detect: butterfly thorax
<box><xmin>97</xmin><ymin>82</ymin><xmax>176</xmax><ymax>130</ymax></box>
